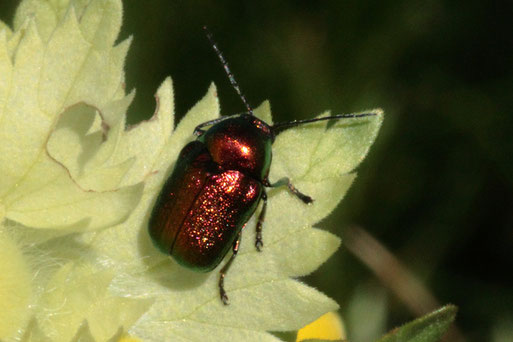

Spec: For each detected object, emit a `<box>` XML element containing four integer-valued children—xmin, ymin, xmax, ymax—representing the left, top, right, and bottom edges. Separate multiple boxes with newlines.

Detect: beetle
<box><xmin>148</xmin><ymin>27</ymin><xmax>376</xmax><ymax>304</ymax></box>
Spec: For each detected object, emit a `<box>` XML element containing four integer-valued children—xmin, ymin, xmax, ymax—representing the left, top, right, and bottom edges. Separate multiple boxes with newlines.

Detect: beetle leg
<box><xmin>219</xmin><ymin>231</ymin><xmax>242</xmax><ymax>305</ymax></box>
<box><xmin>265</xmin><ymin>177</ymin><xmax>314</xmax><ymax>204</ymax></box>
<box><xmin>194</xmin><ymin>117</ymin><xmax>228</xmax><ymax>136</ymax></box>
<box><xmin>255</xmin><ymin>191</ymin><xmax>267</xmax><ymax>252</ymax></box>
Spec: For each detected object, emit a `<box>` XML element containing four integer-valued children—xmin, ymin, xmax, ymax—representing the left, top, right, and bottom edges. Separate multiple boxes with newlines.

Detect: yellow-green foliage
<box><xmin>0</xmin><ymin>0</ymin><xmax>383</xmax><ymax>340</ymax></box>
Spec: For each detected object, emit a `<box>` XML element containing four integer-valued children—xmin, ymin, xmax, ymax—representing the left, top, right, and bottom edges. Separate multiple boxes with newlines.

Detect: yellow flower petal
<box><xmin>117</xmin><ymin>334</ymin><xmax>143</xmax><ymax>342</ymax></box>
<box><xmin>296</xmin><ymin>312</ymin><xmax>346</xmax><ymax>341</ymax></box>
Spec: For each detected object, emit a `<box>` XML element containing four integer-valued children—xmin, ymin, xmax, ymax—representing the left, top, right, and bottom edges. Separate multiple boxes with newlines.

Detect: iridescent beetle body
<box><xmin>148</xmin><ymin>28</ymin><xmax>376</xmax><ymax>304</ymax></box>
<box><xmin>149</xmin><ymin>114</ymin><xmax>272</xmax><ymax>272</ymax></box>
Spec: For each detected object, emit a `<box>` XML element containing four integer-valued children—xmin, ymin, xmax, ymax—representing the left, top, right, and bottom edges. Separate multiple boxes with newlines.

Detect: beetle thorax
<box><xmin>199</xmin><ymin>114</ymin><xmax>273</xmax><ymax>180</ymax></box>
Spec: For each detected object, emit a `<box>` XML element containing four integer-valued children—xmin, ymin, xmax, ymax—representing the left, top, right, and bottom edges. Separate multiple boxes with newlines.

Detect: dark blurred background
<box><xmin>2</xmin><ymin>1</ymin><xmax>512</xmax><ymax>341</ymax></box>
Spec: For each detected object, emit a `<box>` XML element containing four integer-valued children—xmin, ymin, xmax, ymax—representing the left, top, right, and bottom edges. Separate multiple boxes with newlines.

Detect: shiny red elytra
<box><xmin>148</xmin><ymin>27</ymin><xmax>376</xmax><ymax>305</ymax></box>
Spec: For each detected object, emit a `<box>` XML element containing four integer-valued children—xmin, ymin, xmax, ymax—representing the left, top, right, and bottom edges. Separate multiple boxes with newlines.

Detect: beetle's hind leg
<box><xmin>255</xmin><ymin>191</ymin><xmax>267</xmax><ymax>252</ymax></box>
<box><xmin>265</xmin><ymin>177</ymin><xmax>313</xmax><ymax>204</ymax></box>
<box><xmin>219</xmin><ymin>231</ymin><xmax>242</xmax><ymax>305</ymax></box>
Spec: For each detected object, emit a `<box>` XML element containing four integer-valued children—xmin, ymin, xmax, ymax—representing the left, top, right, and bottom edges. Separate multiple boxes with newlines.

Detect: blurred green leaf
<box><xmin>377</xmin><ymin>305</ymin><xmax>457</xmax><ymax>342</ymax></box>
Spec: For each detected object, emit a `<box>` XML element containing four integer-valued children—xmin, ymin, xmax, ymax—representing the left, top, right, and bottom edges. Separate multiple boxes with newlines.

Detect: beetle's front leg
<box><xmin>264</xmin><ymin>177</ymin><xmax>314</xmax><ymax>204</ymax></box>
<box><xmin>219</xmin><ymin>230</ymin><xmax>242</xmax><ymax>305</ymax></box>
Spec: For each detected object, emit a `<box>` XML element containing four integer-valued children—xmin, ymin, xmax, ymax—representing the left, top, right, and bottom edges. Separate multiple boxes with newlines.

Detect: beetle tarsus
<box><xmin>255</xmin><ymin>237</ymin><xmax>263</xmax><ymax>252</ymax></box>
<box><xmin>219</xmin><ymin>268</ymin><xmax>230</xmax><ymax>305</ymax></box>
<box><xmin>255</xmin><ymin>191</ymin><xmax>267</xmax><ymax>252</ymax></box>
<box><xmin>219</xmin><ymin>275</ymin><xmax>229</xmax><ymax>305</ymax></box>
<box><xmin>297</xmin><ymin>192</ymin><xmax>314</xmax><ymax>204</ymax></box>
<box><xmin>218</xmin><ymin>231</ymin><xmax>242</xmax><ymax>305</ymax></box>
<box><xmin>286</xmin><ymin>182</ymin><xmax>313</xmax><ymax>204</ymax></box>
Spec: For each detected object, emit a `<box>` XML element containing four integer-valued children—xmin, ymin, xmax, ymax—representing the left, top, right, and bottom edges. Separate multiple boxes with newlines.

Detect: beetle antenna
<box><xmin>272</xmin><ymin>112</ymin><xmax>378</xmax><ymax>134</ymax></box>
<box><xmin>203</xmin><ymin>26</ymin><xmax>254</xmax><ymax>116</ymax></box>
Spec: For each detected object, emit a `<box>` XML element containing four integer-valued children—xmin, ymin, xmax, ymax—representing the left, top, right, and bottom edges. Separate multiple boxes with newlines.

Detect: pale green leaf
<box><xmin>0</xmin><ymin>20</ymin><xmax>12</xmax><ymax>37</ymax></box>
<box><xmin>82</xmin><ymin>93</ymin><xmax>135</xmax><ymax>171</ymax></box>
<box><xmin>65</xmin><ymin>36</ymin><xmax>132</xmax><ymax>107</ymax></box>
<box><xmin>265</xmin><ymin>173</ymin><xmax>356</xmax><ymax>231</ymax></box>
<box><xmin>6</xmin><ymin>20</ymin><xmax>22</xmax><ymax>57</ymax></box>
<box><xmin>0</xmin><ymin>0</ymin><xmax>150</xmax><ymax>340</ymax></box>
<box><xmin>110</xmin><ymin>77</ymin><xmax>175</xmax><ymax>186</ymax></box>
<box><xmin>272</xmin><ymin>109</ymin><xmax>383</xmax><ymax>181</ymax></box>
<box><xmin>70</xmin><ymin>322</ymin><xmax>96</xmax><ymax>342</ymax></box>
<box><xmin>253</xmin><ymin>100</ymin><xmax>274</xmax><ymax>124</ymax></box>
<box><xmin>39</xmin><ymin>7</ymin><xmax>91</xmax><ymax>114</ymax></box>
<box><xmin>267</xmin><ymin>109</ymin><xmax>382</xmax><ymax>228</ymax></box>
<box><xmin>20</xmin><ymin>319</ymin><xmax>51</xmax><ymax>342</ymax></box>
<box><xmin>131</xmin><ymin>281</ymin><xmax>334</xmax><ymax>342</ymax></box>
<box><xmin>232</xmin><ymin>225</ymin><xmax>341</xmax><ymax>280</ymax></box>
<box><xmin>4</xmin><ymin>154</ymin><xmax>143</xmax><ymax>229</ymax></box>
<box><xmin>13</xmin><ymin>0</ymin><xmax>59</xmax><ymax>41</ymax></box>
<box><xmin>133</xmin><ymin>321</ymin><xmax>284</xmax><ymax>342</ymax></box>
<box><xmin>0</xmin><ymin>29</ymin><xmax>12</xmax><ymax>113</ymax></box>
<box><xmin>0</xmin><ymin>21</ymin><xmax>47</xmax><ymax>196</ymax></box>
<box><xmin>46</xmin><ymin>102</ymin><xmax>135</xmax><ymax>192</ymax></box>
<box><xmin>36</xmin><ymin>263</ymin><xmax>152</xmax><ymax>342</ymax></box>
<box><xmin>78</xmin><ymin>0</ymin><xmax>122</xmax><ymax>49</ymax></box>
<box><xmin>0</xmin><ymin>0</ymin><xmax>143</xmax><ymax>231</ymax></box>
<box><xmin>186</xmin><ymin>279</ymin><xmax>338</xmax><ymax>331</ymax></box>
<box><xmin>151</xmin><ymin>82</ymin><xmax>220</xmax><ymax>178</ymax></box>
